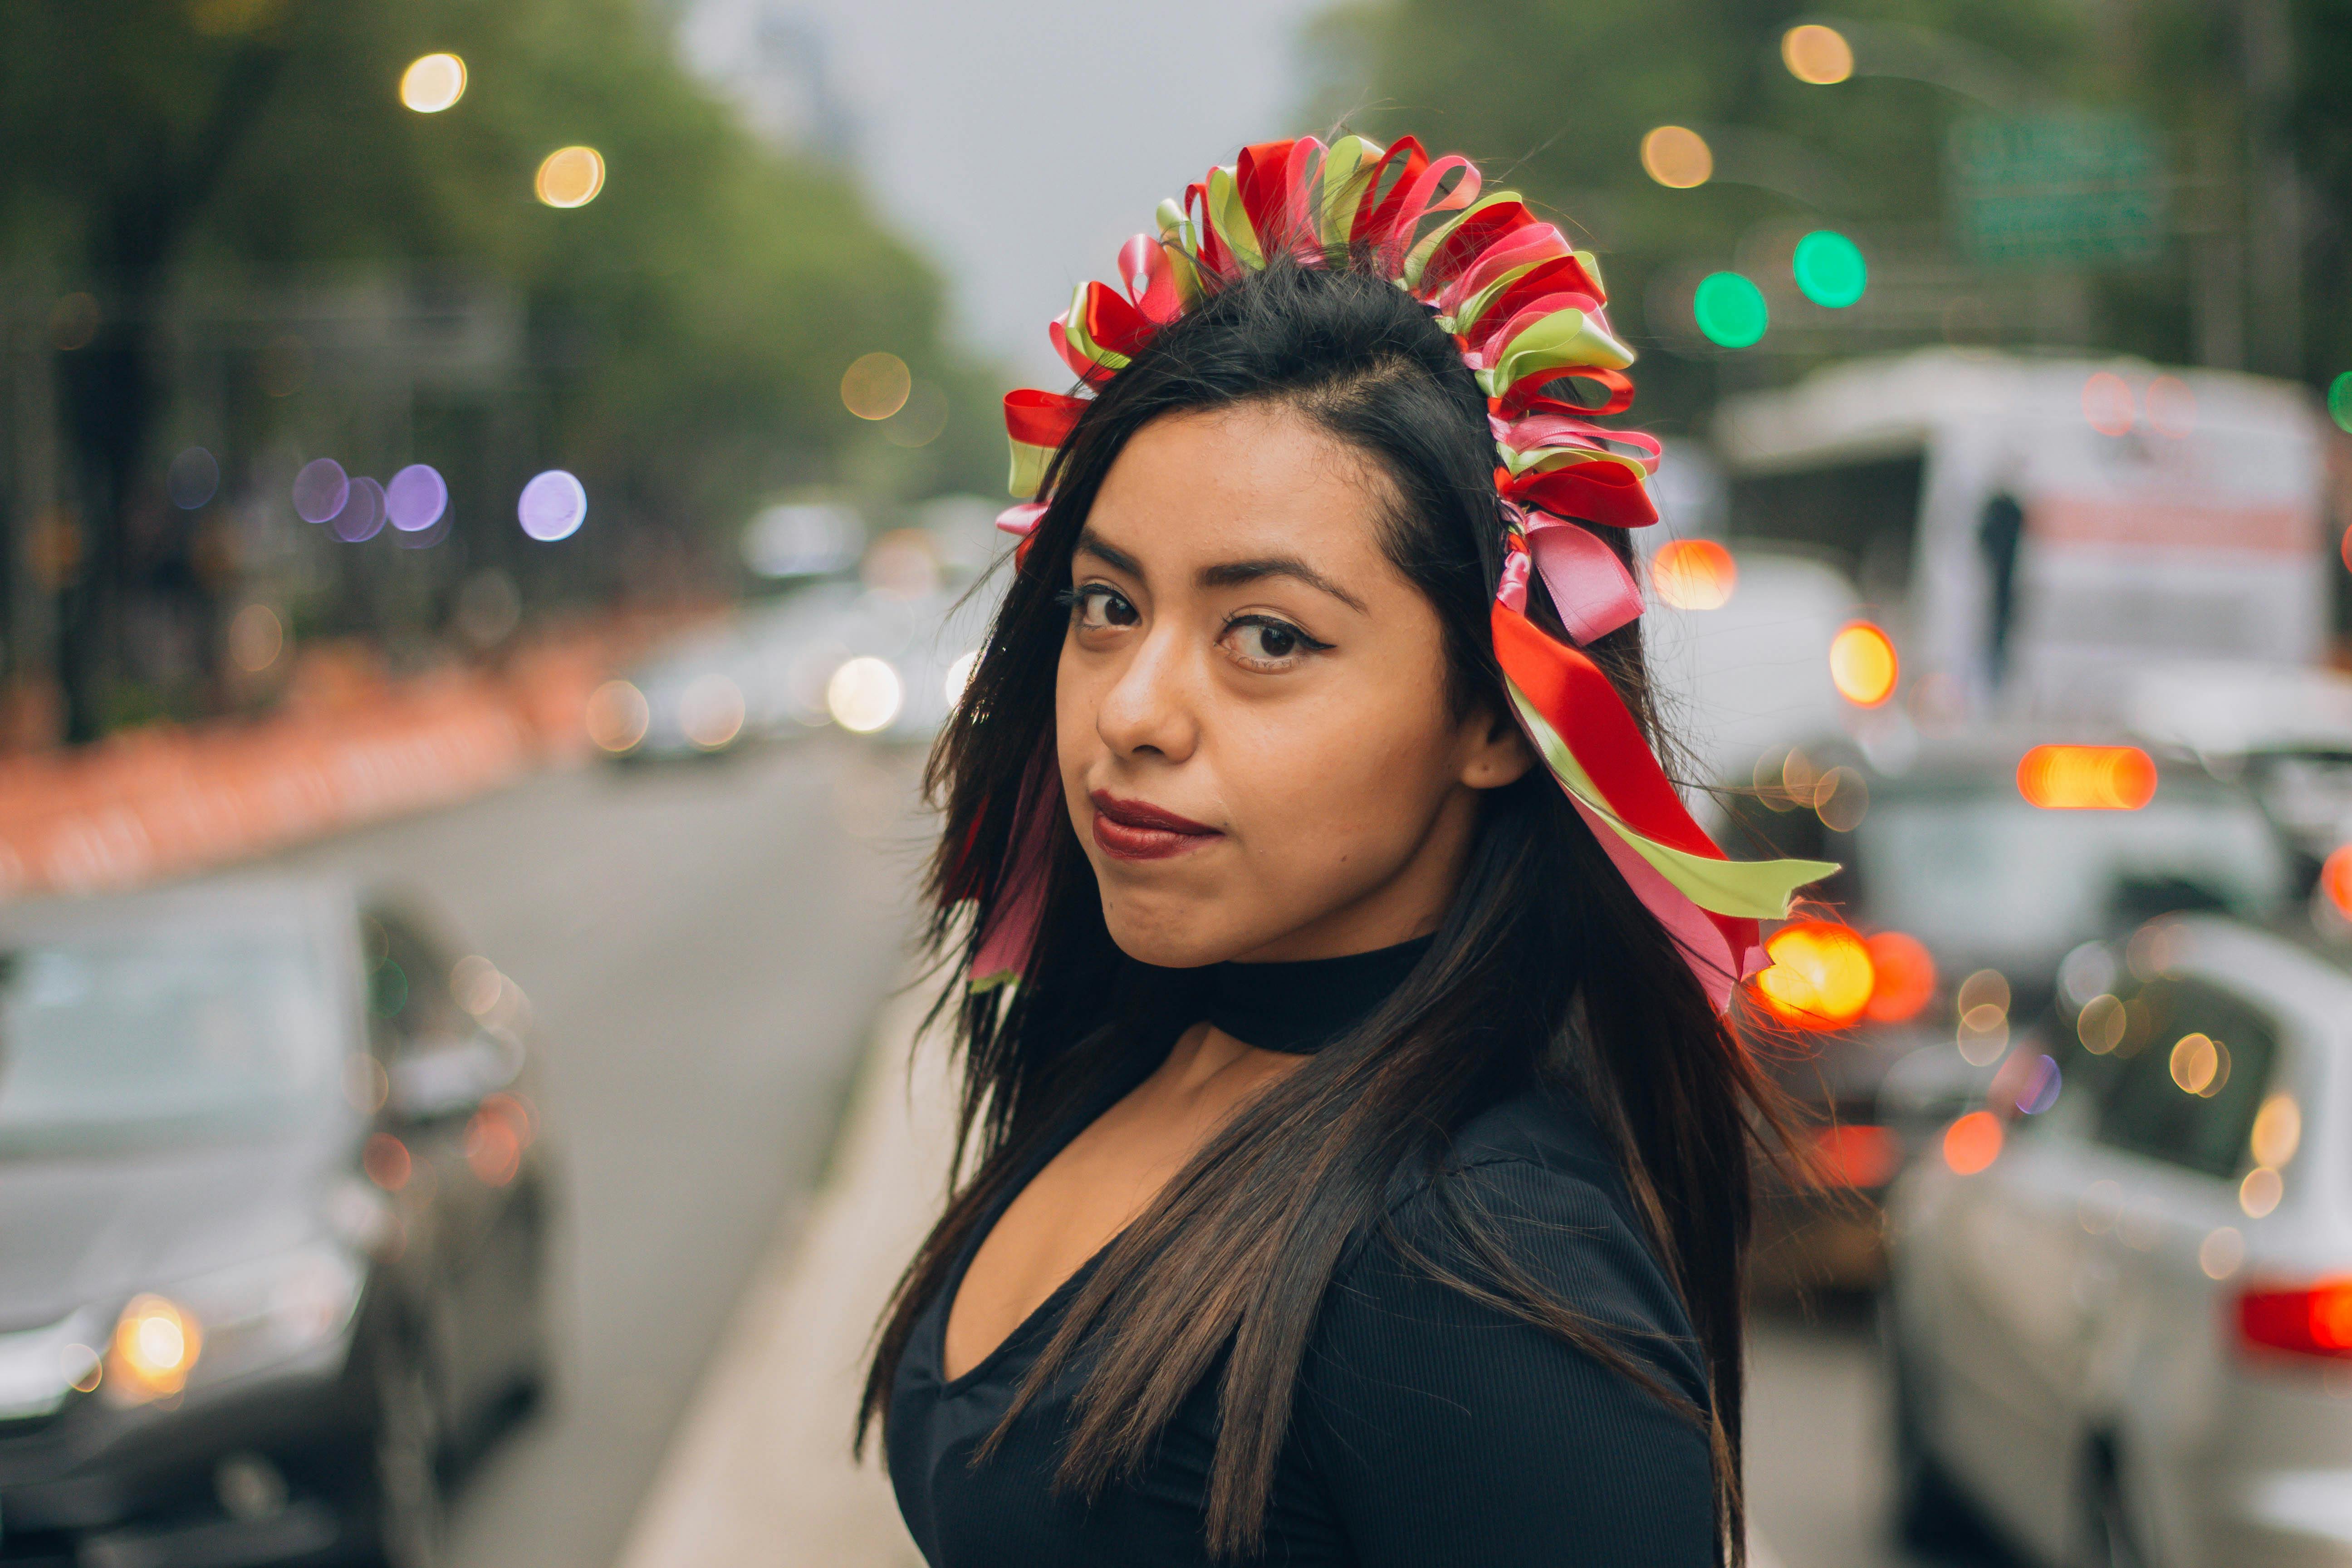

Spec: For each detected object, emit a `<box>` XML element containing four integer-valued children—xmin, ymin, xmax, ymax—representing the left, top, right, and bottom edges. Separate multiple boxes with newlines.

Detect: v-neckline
<box><xmin>933</xmin><ymin>1051</ymin><xmax>1165</xmax><ymax>1394</ymax></box>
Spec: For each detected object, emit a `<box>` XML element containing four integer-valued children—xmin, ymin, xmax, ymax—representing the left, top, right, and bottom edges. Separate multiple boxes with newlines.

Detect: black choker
<box><xmin>1194</xmin><ymin>936</ymin><xmax>1434</xmax><ymax>1055</ymax></box>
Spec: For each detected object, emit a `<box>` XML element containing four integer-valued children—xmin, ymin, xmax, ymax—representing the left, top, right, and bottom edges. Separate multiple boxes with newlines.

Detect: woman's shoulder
<box><xmin>1333</xmin><ymin>1077</ymin><xmax>1709</xmax><ymax>1403</ymax></box>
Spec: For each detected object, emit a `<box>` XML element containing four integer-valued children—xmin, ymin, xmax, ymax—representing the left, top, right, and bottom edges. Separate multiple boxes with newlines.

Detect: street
<box><xmin>260</xmin><ymin>736</ymin><xmax>927</xmax><ymax>1568</ymax></box>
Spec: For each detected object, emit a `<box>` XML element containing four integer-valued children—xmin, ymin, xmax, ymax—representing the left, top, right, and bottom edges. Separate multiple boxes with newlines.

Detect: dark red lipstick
<box><xmin>1088</xmin><ymin>790</ymin><xmax>1223</xmax><ymax>861</ymax></box>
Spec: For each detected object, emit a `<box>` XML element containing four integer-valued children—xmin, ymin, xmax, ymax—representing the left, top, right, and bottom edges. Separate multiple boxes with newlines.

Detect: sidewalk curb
<box><xmin>613</xmin><ymin>982</ymin><xmax>953</xmax><ymax>1568</ymax></box>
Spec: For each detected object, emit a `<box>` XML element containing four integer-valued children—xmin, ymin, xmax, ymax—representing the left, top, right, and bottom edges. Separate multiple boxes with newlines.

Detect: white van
<box><xmin>1711</xmin><ymin>349</ymin><xmax>2333</xmax><ymax>722</ymax></box>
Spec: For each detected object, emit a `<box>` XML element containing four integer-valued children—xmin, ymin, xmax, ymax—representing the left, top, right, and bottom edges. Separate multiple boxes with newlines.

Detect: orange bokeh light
<box><xmin>2321</xmin><ymin>846</ymin><xmax>2352</xmax><ymax>919</ymax></box>
<box><xmin>2017</xmin><ymin>745</ymin><xmax>2156</xmax><ymax>810</ymax></box>
<box><xmin>1829</xmin><ymin>622</ymin><xmax>1898</xmax><ymax>706</ymax></box>
<box><xmin>1754</xmin><ymin>921</ymin><xmax>1877</xmax><ymax>1029</ymax></box>
<box><xmin>363</xmin><ymin>1132</ymin><xmax>412</xmax><ymax>1191</ymax></box>
<box><xmin>1943</xmin><ymin>1110</ymin><xmax>2004</xmax><ymax>1175</ymax></box>
<box><xmin>1813</xmin><ymin>1123</ymin><xmax>1900</xmax><ymax>1189</ymax></box>
<box><xmin>1652</xmin><ymin>539</ymin><xmax>1738</xmax><ymax>609</ymax></box>
<box><xmin>1862</xmin><ymin>931</ymin><xmax>1936</xmax><ymax>1023</ymax></box>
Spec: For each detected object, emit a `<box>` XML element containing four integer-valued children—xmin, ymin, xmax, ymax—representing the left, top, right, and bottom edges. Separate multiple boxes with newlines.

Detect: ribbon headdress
<box><xmin>975</xmin><ymin>135</ymin><xmax>1834</xmax><ymax>1010</ymax></box>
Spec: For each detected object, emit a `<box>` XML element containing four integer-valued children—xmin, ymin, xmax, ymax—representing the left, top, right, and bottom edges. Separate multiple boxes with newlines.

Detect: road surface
<box><xmin>266</xmin><ymin>735</ymin><xmax>929</xmax><ymax>1568</ymax></box>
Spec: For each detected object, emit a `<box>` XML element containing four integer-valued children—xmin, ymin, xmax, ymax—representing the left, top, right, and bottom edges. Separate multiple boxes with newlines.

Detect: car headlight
<box><xmin>102</xmin><ymin>1241</ymin><xmax>365</xmax><ymax>1407</ymax></box>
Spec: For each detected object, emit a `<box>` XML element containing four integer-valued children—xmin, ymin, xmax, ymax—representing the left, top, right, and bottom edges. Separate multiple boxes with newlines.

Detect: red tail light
<box><xmin>1812</xmin><ymin>1124</ymin><xmax>1900</xmax><ymax>1189</ymax></box>
<box><xmin>2237</xmin><ymin>1280</ymin><xmax>2352</xmax><ymax>1359</ymax></box>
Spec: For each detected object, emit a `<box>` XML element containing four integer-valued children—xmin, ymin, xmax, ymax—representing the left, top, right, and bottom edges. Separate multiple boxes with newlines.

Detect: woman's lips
<box><xmin>1088</xmin><ymin>790</ymin><xmax>1223</xmax><ymax>862</ymax></box>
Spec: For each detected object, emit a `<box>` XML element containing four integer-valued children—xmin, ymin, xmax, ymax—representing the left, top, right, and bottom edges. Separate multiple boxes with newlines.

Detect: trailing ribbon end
<box><xmin>967</xmin><ymin>751</ymin><xmax>1064</xmax><ymax>992</ymax></box>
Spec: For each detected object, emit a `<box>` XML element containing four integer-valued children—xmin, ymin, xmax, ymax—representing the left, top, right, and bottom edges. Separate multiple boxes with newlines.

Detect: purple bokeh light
<box><xmin>392</xmin><ymin>510</ymin><xmax>451</xmax><ymax>550</ymax></box>
<box><xmin>386</xmin><ymin>464</ymin><xmax>448</xmax><ymax>532</ymax></box>
<box><xmin>331</xmin><ymin>477</ymin><xmax>387</xmax><ymax>543</ymax></box>
<box><xmin>518</xmin><ymin>470</ymin><xmax>587</xmax><ymax>542</ymax></box>
<box><xmin>293</xmin><ymin>458</ymin><xmax>349</xmax><ymax>524</ymax></box>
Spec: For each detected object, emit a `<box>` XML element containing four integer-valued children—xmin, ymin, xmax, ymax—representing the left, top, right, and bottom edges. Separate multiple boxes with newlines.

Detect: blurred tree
<box><xmin>0</xmin><ymin>0</ymin><xmax>972</xmax><ymax>739</ymax></box>
<box><xmin>1308</xmin><ymin>0</ymin><xmax>2347</xmax><ymax>421</ymax></box>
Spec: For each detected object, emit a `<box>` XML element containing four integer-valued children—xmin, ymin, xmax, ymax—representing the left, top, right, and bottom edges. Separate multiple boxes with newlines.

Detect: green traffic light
<box><xmin>1793</xmin><ymin>230</ymin><xmax>1867</xmax><ymax>309</ymax></box>
<box><xmin>2331</xmin><ymin>372</ymin><xmax>2352</xmax><ymax>435</ymax></box>
<box><xmin>1693</xmin><ymin>272</ymin><xmax>1769</xmax><ymax>348</ymax></box>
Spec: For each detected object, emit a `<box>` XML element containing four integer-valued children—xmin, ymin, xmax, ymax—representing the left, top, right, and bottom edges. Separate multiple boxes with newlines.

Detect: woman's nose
<box><xmin>1094</xmin><ymin>625</ymin><xmax>1200</xmax><ymax>763</ymax></box>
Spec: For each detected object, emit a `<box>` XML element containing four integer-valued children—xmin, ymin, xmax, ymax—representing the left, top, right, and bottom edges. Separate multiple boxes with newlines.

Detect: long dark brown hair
<box><xmin>860</xmin><ymin>254</ymin><xmax>1789</xmax><ymax>1562</ymax></box>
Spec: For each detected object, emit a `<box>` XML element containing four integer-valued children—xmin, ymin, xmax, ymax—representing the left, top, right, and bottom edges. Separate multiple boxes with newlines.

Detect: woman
<box><xmin>861</xmin><ymin>136</ymin><xmax>1831</xmax><ymax>1566</ymax></box>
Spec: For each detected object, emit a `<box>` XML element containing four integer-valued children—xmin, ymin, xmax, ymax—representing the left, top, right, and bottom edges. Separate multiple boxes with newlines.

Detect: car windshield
<box><xmin>0</xmin><ymin>917</ymin><xmax>346</xmax><ymax>1154</ymax></box>
<box><xmin>1854</xmin><ymin>777</ymin><xmax>2288</xmax><ymax>972</ymax></box>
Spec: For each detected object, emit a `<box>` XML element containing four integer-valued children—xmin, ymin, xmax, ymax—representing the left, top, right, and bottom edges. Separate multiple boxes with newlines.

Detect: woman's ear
<box><xmin>1458</xmin><ymin>706</ymin><xmax>1537</xmax><ymax>792</ymax></box>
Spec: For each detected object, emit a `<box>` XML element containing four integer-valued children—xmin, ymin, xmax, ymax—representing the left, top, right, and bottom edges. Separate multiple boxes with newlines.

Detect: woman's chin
<box><xmin>1099</xmin><ymin>897</ymin><xmax>1259</xmax><ymax>970</ymax></box>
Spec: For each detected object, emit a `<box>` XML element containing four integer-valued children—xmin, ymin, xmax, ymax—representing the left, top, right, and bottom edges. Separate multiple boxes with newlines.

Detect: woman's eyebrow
<box><xmin>1197</xmin><ymin>556</ymin><xmax>1368</xmax><ymax>613</ymax></box>
<box><xmin>1074</xmin><ymin>529</ymin><xmax>1144</xmax><ymax>578</ymax></box>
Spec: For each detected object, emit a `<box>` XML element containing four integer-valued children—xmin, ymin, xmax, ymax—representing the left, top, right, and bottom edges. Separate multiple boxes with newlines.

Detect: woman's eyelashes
<box><xmin>1059</xmin><ymin>583</ymin><xmax>1139</xmax><ymax>632</ymax></box>
<box><xmin>1219</xmin><ymin>613</ymin><xmax>1332</xmax><ymax>671</ymax></box>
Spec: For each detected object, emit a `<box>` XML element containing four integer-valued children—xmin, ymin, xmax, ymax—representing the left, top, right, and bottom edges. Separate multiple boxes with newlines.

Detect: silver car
<box><xmin>1884</xmin><ymin>915</ymin><xmax>2352</xmax><ymax>1566</ymax></box>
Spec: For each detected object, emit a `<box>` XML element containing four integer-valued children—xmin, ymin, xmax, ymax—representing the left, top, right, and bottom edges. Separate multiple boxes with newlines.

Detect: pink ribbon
<box><xmin>1496</xmin><ymin>509</ymin><xmax>1642</xmax><ymax>645</ymax></box>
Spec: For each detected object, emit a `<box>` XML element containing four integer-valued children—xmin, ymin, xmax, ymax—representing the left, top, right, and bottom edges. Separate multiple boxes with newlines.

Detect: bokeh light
<box><xmin>585</xmin><ymin>680</ymin><xmax>650</xmax><ymax>753</ymax></box>
<box><xmin>1754</xmin><ymin>920</ymin><xmax>1876</xmax><ymax>1029</ymax></box>
<box><xmin>1693</xmin><ymin>272</ymin><xmax>1768</xmax><ymax>348</ymax></box>
<box><xmin>399</xmin><ymin>53</ymin><xmax>467</xmax><ymax>113</ymax></box>
<box><xmin>2199</xmin><ymin>1226</ymin><xmax>2244</xmax><ymax>1280</ymax></box>
<box><xmin>1815</xmin><ymin>765</ymin><xmax>1869</xmax><ymax>831</ymax></box>
<box><xmin>1812</xmin><ymin>1123</ymin><xmax>1899</xmax><ymax>1189</ymax></box>
<box><xmin>385</xmin><ymin>464</ymin><xmax>448</xmax><ymax>532</ymax></box>
<box><xmin>2323</xmin><ymin>845</ymin><xmax>2352</xmax><ymax>918</ymax></box>
<box><xmin>293</xmin><ymin>458</ymin><xmax>348</xmax><ymax>524</ymax></box>
<box><xmin>2331</xmin><ymin>372</ymin><xmax>2352</xmax><ymax>435</ymax></box>
<box><xmin>2240</xmin><ymin>1165</ymin><xmax>2283</xmax><ymax>1218</ymax></box>
<box><xmin>111</xmin><ymin>1295</ymin><xmax>200</xmax><ymax>1397</ymax></box>
<box><xmin>841</xmin><ymin>353</ymin><xmax>912</xmax><ymax>420</ymax></box>
<box><xmin>886</xmin><ymin>382</ymin><xmax>951</xmax><ymax>448</ymax></box>
<box><xmin>228</xmin><ymin>604</ymin><xmax>283</xmax><ymax>673</ymax></box>
<box><xmin>330</xmin><ymin>477</ymin><xmax>386</xmax><ymax>543</ymax></box>
<box><xmin>1782</xmin><ymin>24</ymin><xmax>1855</xmax><ymax>84</ymax></box>
<box><xmin>2013</xmin><ymin>1055</ymin><xmax>2062</xmax><ymax>1115</ymax></box>
<box><xmin>2078</xmin><ymin>993</ymin><xmax>2127</xmax><ymax>1053</ymax></box>
<box><xmin>1640</xmin><ymin>126</ymin><xmax>1713</xmax><ymax>189</ymax></box>
<box><xmin>944</xmin><ymin>650</ymin><xmax>979</xmax><ymax>706</ymax></box>
<box><xmin>827</xmin><ymin>656</ymin><xmax>903</xmax><ymax>733</ymax></box>
<box><xmin>1943</xmin><ymin>1111</ymin><xmax>2004</xmax><ymax>1176</ymax></box>
<box><xmin>535</xmin><ymin>146</ymin><xmax>606</xmax><ymax>208</ymax></box>
<box><xmin>2017</xmin><ymin>744</ymin><xmax>2156</xmax><ymax>810</ymax></box>
<box><xmin>518</xmin><ymin>470</ymin><xmax>587</xmax><ymax>541</ymax></box>
<box><xmin>1862</xmin><ymin>931</ymin><xmax>1935</xmax><ymax>1023</ymax></box>
<box><xmin>1651</xmin><ymin>539</ymin><xmax>1737</xmax><ymax>609</ymax></box>
<box><xmin>2252</xmin><ymin>1094</ymin><xmax>2302</xmax><ymax>1168</ymax></box>
<box><xmin>364</xmin><ymin>1132</ymin><xmax>412</xmax><ymax>1191</ymax></box>
<box><xmin>167</xmin><ymin>447</ymin><xmax>219</xmax><ymax>510</ymax></box>
<box><xmin>679</xmin><ymin>673</ymin><xmax>746</xmax><ymax>750</ymax></box>
<box><xmin>2170</xmin><ymin>1031</ymin><xmax>2227</xmax><ymax>1097</ymax></box>
<box><xmin>1792</xmin><ymin>230</ymin><xmax>1867</xmax><ymax>308</ymax></box>
<box><xmin>2082</xmin><ymin>371</ymin><xmax>2136</xmax><ymax>436</ymax></box>
<box><xmin>1828</xmin><ymin>621</ymin><xmax>1898</xmax><ymax>706</ymax></box>
<box><xmin>2145</xmin><ymin>374</ymin><xmax>2196</xmax><ymax>438</ymax></box>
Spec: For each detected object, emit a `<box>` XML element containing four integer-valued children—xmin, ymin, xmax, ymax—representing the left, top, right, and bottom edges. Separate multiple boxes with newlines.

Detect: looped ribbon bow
<box><xmin>974</xmin><ymin>135</ymin><xmax>1835</xmax><ymax>1009</ymax></box>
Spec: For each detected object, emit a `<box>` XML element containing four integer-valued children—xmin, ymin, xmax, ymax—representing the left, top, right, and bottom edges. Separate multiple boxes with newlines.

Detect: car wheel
<box><xmin>1884</xmin><ymin>1317</ymin><xmax>1971</xmax><ymax>1547</ymax></box>
<box><xmin>364</xmin><ymin>1341</ymin><xmax>448</xmax><ymax>1568</ymax></box>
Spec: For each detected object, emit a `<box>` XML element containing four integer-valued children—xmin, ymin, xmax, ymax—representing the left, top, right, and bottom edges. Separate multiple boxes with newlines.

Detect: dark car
<box><xmin>0</xmin><ymin>880</ymin><xmax>555</xmax><ymax>1567</ymax></box>
<box><xmin>1727</xmin><ymin>732</ymin><xmax>2295</xmax><ymax>1294</ymax></box>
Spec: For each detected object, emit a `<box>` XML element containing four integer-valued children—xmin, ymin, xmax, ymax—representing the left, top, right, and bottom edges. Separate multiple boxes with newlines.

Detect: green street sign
<box><xmin>1947</xmin><ymin>112</ymin><xmax>2166</xmax><ymax>266</ymax></box>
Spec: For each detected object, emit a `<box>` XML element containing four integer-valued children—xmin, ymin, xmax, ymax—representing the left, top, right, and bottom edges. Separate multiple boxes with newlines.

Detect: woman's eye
<box><xmin>1066</xmin><ymin>585</ymin><xmax>1138</xmax><ymax>631</ymax></box>
<box><xmin>1221</xmin><ymin>617</ymin><xmax>1324</xmax><ymax>668</ymax></box>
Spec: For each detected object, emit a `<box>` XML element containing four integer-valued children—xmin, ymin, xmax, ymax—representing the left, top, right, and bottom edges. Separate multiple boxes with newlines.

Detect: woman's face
<box><xmin>1056</xmin><ymin>403</ymin><xmax>1530</xmax><ymax>968</ymax></box>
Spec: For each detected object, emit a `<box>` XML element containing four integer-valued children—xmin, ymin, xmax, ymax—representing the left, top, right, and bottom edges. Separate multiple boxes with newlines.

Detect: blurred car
<box><xmin>1729</xmin><ymin>733</ymin><xmax>2295</xmax><ymax>1293</ymax></box>
<box><xmin>1883</xmin><ymin>916</ymin><xmax>2352</xmax><ymax>1567</ymax></box>
<box><xmin>0</xmin><ymin>880</ymin><xmax>554</xmax><ymax>1568</ymax></box>
<box><xmin>597</xmin><ymin>531</ymin><xmax>1006</xmax><ymax>760</ymax></box>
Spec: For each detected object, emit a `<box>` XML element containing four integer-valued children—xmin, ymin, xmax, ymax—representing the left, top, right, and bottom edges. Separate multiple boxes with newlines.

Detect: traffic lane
<box><xmin>263</xmin><ymin>736</ymin><xmax>929</xmax><ymax>1568</ymax></box>
<box><xmin>1747</xmin><ymin>1303</ymin><xmax>2016</xmax><ymax>1568</ymax></box>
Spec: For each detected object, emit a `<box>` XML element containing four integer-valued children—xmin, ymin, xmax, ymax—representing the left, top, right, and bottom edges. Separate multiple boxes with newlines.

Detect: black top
<box><xmin>886</xmin><ymin>946</ymin><xmax>1716</xmax><ymax>1567</ymax></box>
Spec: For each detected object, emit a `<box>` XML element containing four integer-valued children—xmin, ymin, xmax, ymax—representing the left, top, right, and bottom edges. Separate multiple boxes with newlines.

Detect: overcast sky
<box><xmin>766</xmin><ymin>0</ymin><xmax>1340</xmax><ymax>383</ymax></box>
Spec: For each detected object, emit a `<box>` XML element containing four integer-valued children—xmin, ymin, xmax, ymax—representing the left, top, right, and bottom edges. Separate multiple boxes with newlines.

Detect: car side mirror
<box><xmin>387</xmin><ymin>1032</ymin><xmax>523</xmax><ymax>1122</ymax></box>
